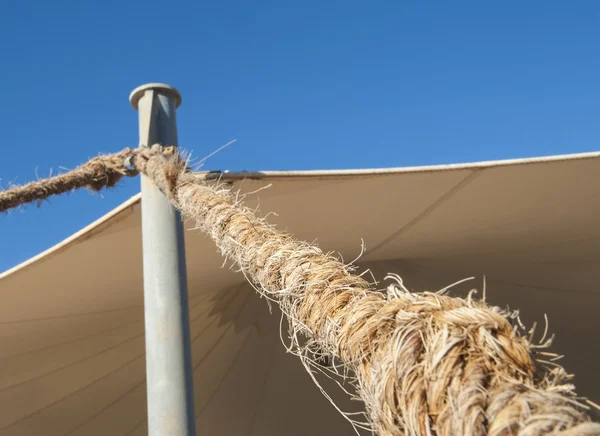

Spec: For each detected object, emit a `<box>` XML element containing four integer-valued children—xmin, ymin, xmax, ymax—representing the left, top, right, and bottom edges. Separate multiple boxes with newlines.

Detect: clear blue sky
<box><xmin>1</xmin><ymin>1</ymin><xmax>599</xmax><ymax>271</ymax></box>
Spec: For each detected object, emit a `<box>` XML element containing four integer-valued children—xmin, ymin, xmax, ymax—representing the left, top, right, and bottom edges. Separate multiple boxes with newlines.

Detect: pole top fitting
<box><xmin>129</xmin><ymin>83</ymin><xmax>182</xmax><ymax>110</ymax></box>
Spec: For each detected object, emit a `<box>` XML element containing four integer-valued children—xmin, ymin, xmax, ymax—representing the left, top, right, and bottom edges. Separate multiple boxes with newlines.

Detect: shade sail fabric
<box><xmin>0</xmin><ymin>152</ymin><xmax>599</xmax><ymax>435</ymax></box>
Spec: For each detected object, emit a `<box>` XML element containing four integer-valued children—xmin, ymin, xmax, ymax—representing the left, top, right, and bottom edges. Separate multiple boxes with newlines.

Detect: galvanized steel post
<box><xmin>130</xmin><ymin>83</ymin><xmax>196</xmax><ymax>436</ymax></box>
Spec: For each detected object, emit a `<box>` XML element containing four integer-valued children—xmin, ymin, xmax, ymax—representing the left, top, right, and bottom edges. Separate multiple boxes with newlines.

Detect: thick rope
<box><xmin>1</xmin><ymin>145</ymin><xmax>599</xmax><ymax>435</ymax></box>
<box><xmin>132</xmin><ymin>145</ymin><xmax>600</xmax><ymax>436</ymax></box>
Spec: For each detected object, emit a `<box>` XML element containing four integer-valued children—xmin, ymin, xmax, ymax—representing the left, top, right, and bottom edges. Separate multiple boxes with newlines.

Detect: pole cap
<box><xmin>129</xmin><ymin>83</ymin><xmax>182</xmax><ymax>110</ymax></box>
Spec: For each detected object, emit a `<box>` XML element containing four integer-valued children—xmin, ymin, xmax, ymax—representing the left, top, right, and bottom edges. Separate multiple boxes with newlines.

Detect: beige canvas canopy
<box><xmin>0</xmin><ymin>152</ymin><xmax>599</xmax><ymax>435</ymax></box>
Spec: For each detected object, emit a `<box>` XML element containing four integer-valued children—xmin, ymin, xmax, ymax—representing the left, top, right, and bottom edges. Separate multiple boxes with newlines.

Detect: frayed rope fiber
<box><xmin>2</xmin><ymin>144</ymin><xmax>600</xmax><ymax>435</ymax></box>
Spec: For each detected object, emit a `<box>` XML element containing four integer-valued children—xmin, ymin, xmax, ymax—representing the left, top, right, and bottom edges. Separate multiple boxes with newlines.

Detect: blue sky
<box><xmin>1</xmin><ymin>1</ymin><xmax>599</xmax><ymax>271</ymax></box>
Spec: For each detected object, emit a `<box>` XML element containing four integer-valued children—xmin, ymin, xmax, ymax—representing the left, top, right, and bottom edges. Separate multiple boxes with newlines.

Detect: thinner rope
<box><xmin>0</xmin><ymin>147</ymin><xmax>165</xmax><ymax>213</ymax></box>
<box><xmin>1</xmin><ymin>145</ymin><xmax>599</xmax><ymax>436</ymax></box>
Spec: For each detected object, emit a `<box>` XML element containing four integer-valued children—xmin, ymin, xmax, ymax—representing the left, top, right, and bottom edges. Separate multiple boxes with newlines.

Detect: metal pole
<box><xmin>130</xmin><ymin>83</ymin><xmax>196</xmax><ymax>436</ymax></box>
